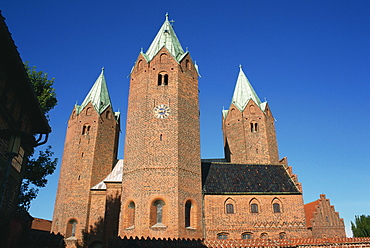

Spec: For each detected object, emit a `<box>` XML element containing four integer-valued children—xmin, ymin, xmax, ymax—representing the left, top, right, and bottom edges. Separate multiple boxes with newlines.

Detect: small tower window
<box><xmin>163</xmin><ymin>74</ymin><xmax>168</xmax><ymax>85</ymax></box>
<box><xmin>82</xmin><ymin>125</ymin><xmax>91</xmax><ymax>135</ymax></box>
<box><xmin>86</xmin><ymin>107</ymin><xmax>92</xmax><ymax>116</ymax></box>
<box><xmin>279</xmin><ymin>232</ymin><xmax>286</xmax><ymax>239</ymax></box>
<box><xmin>186</xmin><ymin>59</ymin><xmax>191</xmax><ymax>70</ymax></box>
<box><xmin>250</xmin><ymin>122</ymin><xmax>258</xmax><ymax>132</ymax></box>
<box><xmin>158</xmin><ymin>74</ymin><xmax>162</xmax><ymax>86</ymax></box>
<box><xmin>106</xmin><ymin>110</ymin><xmax>111</xmax><ymax>120</ymax></box>
<box><xmin>226</xmin><ymin>204</ymin><xmax>234</xmax><ymax>214</ymax></box>
<box><xmin>157</xmin><ymin>72</ymin><xmax>169</xmax><ymax>86</ymax></box>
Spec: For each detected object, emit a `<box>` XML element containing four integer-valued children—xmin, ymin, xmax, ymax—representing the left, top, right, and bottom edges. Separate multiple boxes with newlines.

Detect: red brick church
<box><xmin>51</xmin><ymin>15</ymin><xmax>346</xmax><ymax>247</ymax></box>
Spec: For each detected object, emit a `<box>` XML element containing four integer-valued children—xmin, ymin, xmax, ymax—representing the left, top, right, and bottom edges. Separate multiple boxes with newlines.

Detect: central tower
<box><xmin>119</xmin><ymin>15</ymin><xmax>203</xmax><ymax>239</ymax></box>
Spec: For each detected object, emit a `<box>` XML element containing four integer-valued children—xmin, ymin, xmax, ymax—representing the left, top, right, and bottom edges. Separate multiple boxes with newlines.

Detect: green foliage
<box><xmin>17</xmin><ymin>63</ymin><xmax>58</xmax><ymax>211</ymax></box>
<box><xmin>351</xmin><ymin>215</ymin><xmax>370</xmax><ymax>237</ymax></box>
<box><xmin>18</xmin><ymin>146</ymin><xmax>58</xmax><ymax>210</ymax></box>
<box><xmin>24</xmin><ymin>62</ymin><xmax>57</xmax><ymax>116</ymax></box>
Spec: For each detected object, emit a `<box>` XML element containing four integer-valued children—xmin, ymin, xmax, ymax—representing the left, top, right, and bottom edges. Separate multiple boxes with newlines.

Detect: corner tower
<box><xmin>120</xmin><ymin>15</ymin><xmax>203</xmax><ymax>239</ymax></box>
<box><xmin>222</xmin><ymin>66</ymin><xmax>279</xmax><ymax>164</ymax></box>
<box><xmin>51</xmin><ymin>69</ymin><xmax>120</xmax><ymax>242</ymax></box>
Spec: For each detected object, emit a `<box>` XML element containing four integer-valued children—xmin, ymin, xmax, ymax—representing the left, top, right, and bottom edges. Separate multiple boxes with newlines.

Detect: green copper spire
<box><xmin>223</xmin><ymin>66</ymin><xmax>266</xmax><ymax>118</ymax></box>
<box><xmin>76</xmin><ymin>68</ymin><xmax>113</xmax><ymax>115</ymax></box>
<box><xmin>144</xmin><ymin>13</ymin><xmax>185</xmax><ymax>62</ymax></box>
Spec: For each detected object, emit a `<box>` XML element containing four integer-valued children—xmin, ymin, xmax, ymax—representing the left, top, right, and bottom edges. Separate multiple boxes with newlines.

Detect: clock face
<box><xmin>154</xmin><ymin>104</ymin><xmax>171</xmax><ymax>119</ymax></box>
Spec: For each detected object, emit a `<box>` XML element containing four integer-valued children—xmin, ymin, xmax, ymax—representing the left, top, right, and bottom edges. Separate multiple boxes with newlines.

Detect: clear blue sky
<box><xmin>2</xmin><ymin>0</ymin><xmax>369</xmax><ymax>237</ymax></box>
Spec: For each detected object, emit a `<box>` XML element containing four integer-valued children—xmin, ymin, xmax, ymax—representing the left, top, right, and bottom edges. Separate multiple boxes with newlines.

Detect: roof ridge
<box><xmin>144</xmin><ymin>14</ymin><xmax>185</xmax><ymax>63</ymax></box>
<box><xmin>77</xmin><ymin>68</ymin><xmax>113</xmax><ymax>115</ymax></box>
<box><xmin>231</xmin><ymin>65</ymin><xmax>263</xmax><ymax>112</ymax></box>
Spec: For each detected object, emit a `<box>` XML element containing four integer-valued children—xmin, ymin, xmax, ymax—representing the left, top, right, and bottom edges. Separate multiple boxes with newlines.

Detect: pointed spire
<box><xmin>144</xmin><ymin>13</ymin><xmax>185</xmax><ymax>62</ymax></box>
<box><xmin>231</xmin><ymin>65</ymin><xmax>264</xmax><ymax>112</ymax></box>
<box><xmin>76</xmin><ymin>68</ymin><xmax>113</xmax><ymax>115</ymax></box>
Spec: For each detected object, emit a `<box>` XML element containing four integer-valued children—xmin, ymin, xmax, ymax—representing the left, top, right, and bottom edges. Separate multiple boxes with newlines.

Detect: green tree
<box><xmin>24</xmin><ymin>62</ymin><xmax>57</xmax><ymax>117</ymax></box>
<box><xmin>351</xmin><ymin>215</ymin><xmax>370</xmax><ymax>237</ymax></box>
<box><xmin>17</xmin><ymin>63</ymin><xmax>58</xmax><ymax>211</ymax></box>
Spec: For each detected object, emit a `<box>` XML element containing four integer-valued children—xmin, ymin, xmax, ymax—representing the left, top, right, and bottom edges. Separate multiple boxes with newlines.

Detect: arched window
<box><xmin>251</xmin><ymin>203</ymin><xmax>259</xmax><ymax>213</ymax></box>
<box><xmin>160</xmin><ymin>53</ymin><xmax>168</xmax><ymax>63</ymax></box>
<box><xmin>137</xmin><ymin>60</ymin><xmax>143</xmax><ymax>71</ymax></box>
<box><xmin>86</xmin><ymin>107</ymin><xmax>92</xmax><ymax>116</ymax></box>
<box><xmin>186</xmin><ymin>59</ymin><xmax>191</xmax><ymax>70</ymax></box>
<box><xmin>185</xmin><ymin>200</ymin><xmax>192</xmax><ymax>227</ymax></box>
<box><xmin>163</xmin><ymin>74</ymin><xmax>168</xmax><ymax>85</ymax></box>
<box><xmin>226</xmin><ymin>204</ymin><xmax>234</xmax><ymax>214</ymax></box>
<box><xmin>279</xmin><ymin>232</ymin><xmax>286</xmax><ymax>239</ymax></box>
<box><xmin>272</xmin><ymin>198</ymin><xmax>282</xmax><ymax>213</ymax></box>
<box><xmin>158</xmin><ymin>74</ymin><xmax>162</xmax><ymax>86</ymax></box>
<box><xmin>242</xmin><ymin>232</ymin><xmax>253</xmax><ymax>239</ymax></box>
<box><xmin>249</xmin><ymin>105</ymin><xmax>256</xmax><ymax>114</ymax></box>
<box><xmin>66</xmin><ymin>219</ymin><xmax>77</xmax><ymax>237</ymax></box>
<box><xmin>151</xmin><ymin>200</ymin><xmax>165</xmax><ymax>225</ymax></box>
<box><xmin>273</xmin><ymin>203</ymin><xmax>281</xmax><ymax>213</ymax></box>
<box><xmin>250</xmin><ymin>122</ymin><xmax>258</xmax><ymax>132</ymax></box>
<box><xmin>128</xmin><ymin>201</ymin><xmax>135</xmax><ymax>228</ymax></box>
<box><xmin>224</xmin><ymin>198</ymin><xmax>236</xmax><ymax>214</ymax></box>
<box><xmin>82</xmin><ymin>124</ymin><xmax>91</xmax><ymax>135</ymax></box>
<box><xmin>157</xmin><ymin>72</ymin><xmax>169</xmax><ymax>86</ymax></box>
<box><xmin>217</xmin><ymin>232</ymin><xmax>228</xmax><ymax>239</ymax></box>
<box><xmin>106</xmin><ymin>110</ymin><xmax>111</xmax><ymax>120</ymax></box>
<box><xmin>261</xmin><ymin>232</ymin><xmax>268</xmax><ymax>239</ymax></box>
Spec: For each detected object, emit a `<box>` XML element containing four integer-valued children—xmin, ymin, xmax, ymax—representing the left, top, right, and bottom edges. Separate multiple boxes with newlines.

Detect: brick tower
<box><xmin>119</xmin><ymin>15</ymin><xmax>203</xmax><ymax>239</ymax></box>
<box><xmin>222</xmin><ymin>66</ymin><xmax>279</xmax><ymax>164</ymax></box>
<box><xmin>51</xmin><ymin>69</ymin><xmax>120</xmax><ymax>243</ymax></box>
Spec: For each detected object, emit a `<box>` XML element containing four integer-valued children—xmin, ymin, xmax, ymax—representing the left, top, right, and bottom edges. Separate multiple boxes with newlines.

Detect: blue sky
<box><xmin>2</xmin><ymin>0</ymin><xmax>369</xmax><ymax>237</ymax></box>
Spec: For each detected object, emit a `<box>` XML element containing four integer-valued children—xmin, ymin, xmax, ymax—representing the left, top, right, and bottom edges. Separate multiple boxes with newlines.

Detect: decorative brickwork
<box><xmin>204</xmin><ymin>194</ymin><xmax>308</xmax><ymax>239</ymax></box>
<box><xmin>305</xmin><ymin>194</ymin><xmax>346</xmax><ymax>238</ymax></box>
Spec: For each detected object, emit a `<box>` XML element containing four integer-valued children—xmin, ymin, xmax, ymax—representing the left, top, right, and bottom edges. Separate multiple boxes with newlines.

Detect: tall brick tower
<box><xmin>119</xmin><ymin>15</ymin><xmax>203</xmax><ymax>239</ymax></box>
<box><xmin>222</xmin><ymin>66</ymin><xmax>279</xmax><ymax>164</ymax></box>
<box><xmin>51</xmin><ymin>69</ymin><xmax>120</xmax><ymax>242</ymax></box>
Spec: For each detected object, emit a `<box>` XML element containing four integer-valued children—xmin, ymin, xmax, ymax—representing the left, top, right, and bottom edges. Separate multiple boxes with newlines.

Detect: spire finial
<box><xmin>102</xmin><ymin>67</ymin><xmax>105</xmax><ymax>71</ymax></box>
<box><xmin>239</xmin><ymin>64</ymin><xmax>242</xmax><ymax>69</ymax></box>
<box><xmin>165</xmin><ymin>12</ymin><xmax>169</xmax><ymax>21</ymax></box>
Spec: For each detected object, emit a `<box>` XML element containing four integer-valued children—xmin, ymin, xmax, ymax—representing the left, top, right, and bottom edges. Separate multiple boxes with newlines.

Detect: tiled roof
<box><xmin>31</xmin><ymin>218</ymin><xmax>52</xmax><ymax>232</ymax></box>
<box><xmin>204</xmin><ymin>237</ymin><xmax>370</xmax><ymax>248</ymax></box>
<box><xmin>304</xmin><ymin>199</ymin><xmax>320</xmax><ymax>228</ymax></box>
<box><xmin>108</xmin><ymin>236</ymin><xmax>370</xmax><ymax>248</ymax></box>
<box><xmin>202</xmin><ymin>162</ymin><xmax>300</xmax><ymax>194</ymax></box>
<box><xmin>91</xmin><ymin>159</ymin><xmax>123</xmax><ymax>190</ymax></box>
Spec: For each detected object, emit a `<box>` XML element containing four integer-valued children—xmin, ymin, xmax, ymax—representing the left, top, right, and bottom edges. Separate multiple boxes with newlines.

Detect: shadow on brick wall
<box><xmin>75</xmin><ymin>192</ymin><xmax>121</xmax><ymax>248</ymax></box>
<box><xmin>109</xmin><ymin>236</ymin><xmax>207</xmax><ymax>248</ymax></box>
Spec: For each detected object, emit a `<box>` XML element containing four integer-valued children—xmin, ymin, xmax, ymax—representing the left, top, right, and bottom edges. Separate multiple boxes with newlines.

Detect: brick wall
<box><xmin>204</xmin><ymin>194</ymin><xmax>308</xmax><ymax>239</ymax></box>
<box><xmin>305</xmin><ymin>194</ymin><xmax>346</xmax><ymax>238</ymax></box>
<box><xmin>120</xmin><ymin>48</ymin><xmax>203</xmax><ymax>239</ymax></box>
<box><xmin>51</xmin><ymin>103</ymin><xmax>119</xmax><ymax>242</ymax></box>
<box><xmin>223</xmin><ymin>100</ymin><xmax>279</xmax><ymax>165</ymax></box>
